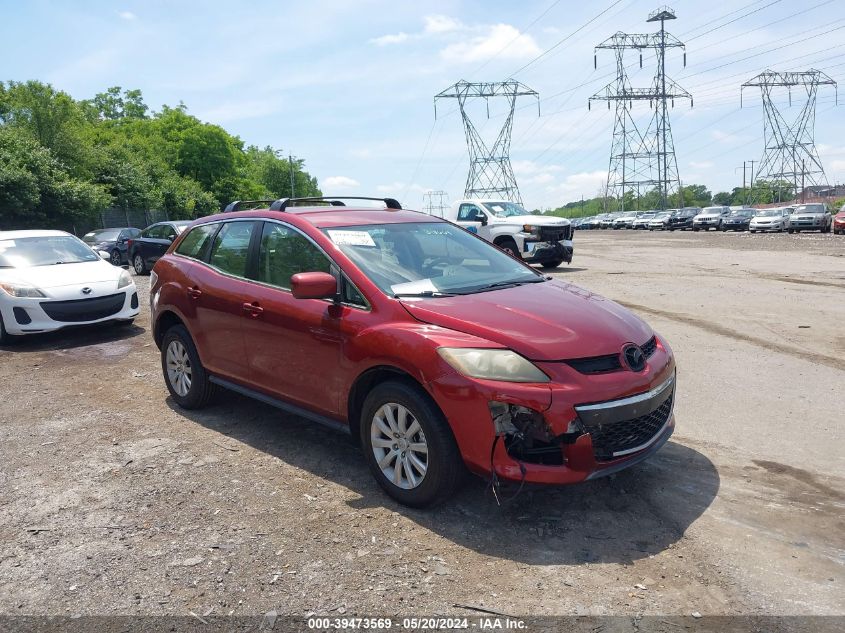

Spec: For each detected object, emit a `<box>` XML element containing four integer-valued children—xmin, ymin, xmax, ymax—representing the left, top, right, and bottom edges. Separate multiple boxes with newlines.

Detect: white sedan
<box><xmin>0</xmin><ymin>230</ymin><xmax>139</xmax><ymax>344</ymax></box>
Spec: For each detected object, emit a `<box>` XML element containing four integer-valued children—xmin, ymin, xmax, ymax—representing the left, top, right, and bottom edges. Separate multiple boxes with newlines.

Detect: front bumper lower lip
<box><xmin>1</xmin><ymin>290</ymin><xmax>139</xmax><ymax>335</ymax></box>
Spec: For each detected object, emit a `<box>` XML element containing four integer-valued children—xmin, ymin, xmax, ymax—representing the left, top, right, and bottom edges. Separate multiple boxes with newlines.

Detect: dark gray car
<box><xmin>82</xmin><ymin>227</ymin><xmax>141</xmax><ymax>266</ymax></box>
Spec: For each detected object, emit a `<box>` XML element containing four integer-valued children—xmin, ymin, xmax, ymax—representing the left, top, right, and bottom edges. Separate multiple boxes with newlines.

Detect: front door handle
<box><xmin>187</xmin><ymin>287</ymin><xmax>202</xmax><ymax>299</ymax></box>
<box><xmin>242</xmin><ymin>301</ymin><xmax>264</xmax><ymax>317</ymax></box>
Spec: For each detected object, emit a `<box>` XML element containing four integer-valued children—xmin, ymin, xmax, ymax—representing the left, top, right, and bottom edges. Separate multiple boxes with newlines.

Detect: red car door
<box><xmin>184</xmin><ymin>220</ymin><xmax>258</xmax><ymax>382</ymax></box>
<box><xmin>240</xmin><ymin>221</ymin><xmax>346</xmax><ymax>417</ymax></box>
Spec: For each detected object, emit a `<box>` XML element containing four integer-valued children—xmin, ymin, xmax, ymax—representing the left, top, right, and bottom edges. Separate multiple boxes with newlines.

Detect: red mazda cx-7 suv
<box><xmin>150</xmin><ymin>197</ymin><xmax>676</xmax><ymax>507</ymax></box>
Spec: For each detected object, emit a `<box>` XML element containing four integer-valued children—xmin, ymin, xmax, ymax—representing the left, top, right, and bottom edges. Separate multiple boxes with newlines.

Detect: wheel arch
<box><xmin>154</xmin><ymin>309</ymin><xmax>187</xmax><ymax>349</ymax></box>
<box><xmin>347</xmin><ymin>365</ymin><xmax>431</xmax><ymax>446</ymax></box>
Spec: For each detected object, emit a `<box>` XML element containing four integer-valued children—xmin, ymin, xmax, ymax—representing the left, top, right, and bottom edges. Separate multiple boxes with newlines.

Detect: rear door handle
<box><xmin>187</xmin><ymin>287</ymin><xmax>202</xmax><ymax>299</ymax></box>
<box><xmin>242</xmin><ymin>301</ymin><xmax>263</xmax><ymax>317</ymax></box>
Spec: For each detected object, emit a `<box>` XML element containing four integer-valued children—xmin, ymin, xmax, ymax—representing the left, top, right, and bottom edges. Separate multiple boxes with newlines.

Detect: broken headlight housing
<box><xmin>437</xmin><ymin>348</ymin><xmax>549</xmax><ymax>383</ymax></box>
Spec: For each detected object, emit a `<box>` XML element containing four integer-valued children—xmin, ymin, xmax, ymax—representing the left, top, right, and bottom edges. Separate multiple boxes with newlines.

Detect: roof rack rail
<box><xmin>224</xmin><ymin>200</ymin><xmax>276</xmax><ymax>212</ymax></box>
<box><xmin>268</xmin><ymin>196</ymin><xmax>403</xmax><ymax>211</ymax></box>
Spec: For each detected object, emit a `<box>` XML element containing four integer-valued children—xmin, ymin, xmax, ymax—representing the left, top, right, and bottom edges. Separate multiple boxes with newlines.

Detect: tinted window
<box><xmin>141</xmin><ymin>226</ymin><xmax>157</xmax><ymax>239</ymax></box>
<box><xmin>257</xmin><ymin>223</ymin><xmax>332</xmax><ymax>289</ymax></box>
<box><xmin>176</xmin><ymin>223</ymin><xmax>219</xmax><ymax>260</ymax></box>
<box><xmin>163</xmin><ymin>225</ymin><xmax>178</xmax><ymax>241</ymax></box>
<box><xmin>457</xmin><ymin>204</ymin><xmax>482</xmax><ymax>222</ymax></box>
<box><xmin>209</xmin><ymin>221</ymin><xmax>256</xmax><ymax>277</ymax></box>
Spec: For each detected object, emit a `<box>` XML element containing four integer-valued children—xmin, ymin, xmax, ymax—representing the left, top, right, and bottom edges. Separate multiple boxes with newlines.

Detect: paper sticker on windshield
<box><xmin>327</xmin><ymin>230</ymin><xmax>375</xmax><ymax>247</ymax></box>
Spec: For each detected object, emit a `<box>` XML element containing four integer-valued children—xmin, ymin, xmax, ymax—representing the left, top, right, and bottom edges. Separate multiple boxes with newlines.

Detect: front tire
<box><xmin>161</xmin><ymin>325</ymin><xmax>216</xmax><ymax>409</ymax></box>
<box><xmin>110</xmin><ymin>249</ymin><xmax>122</xmax><ymax>266</ymax></box>
<box><xmin>0</xmin><ymin>313</ymin><xmax>15</xmax><ymax>346</ymax></box>
<box><xmin>540</xmin><ymin>259</ymin><xmax>564</xmax><ymax>270</ymax></box>
<box><xmin>133</xmin><ymin>253</ymin><xmax>147</xmax><ymax>275</ymax></box>
<box><xmin>360</xmin><ymin>381</ymin><xmax>463</xmax><ymax>507</ymax></box>
<box><xmin>497</xmin><ymin>238</ymin><xmax>520</xmax><ymax>259</ymax></box>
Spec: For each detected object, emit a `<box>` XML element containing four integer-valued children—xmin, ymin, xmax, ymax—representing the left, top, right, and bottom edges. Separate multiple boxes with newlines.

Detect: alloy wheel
<box><xmin>110</xmin><ymin>250</ymin><xmax>121</xmax><ymax>266</ymax></box>
<box><xmin>370</xmin><ymin>403</ymin><xmax>428</xmax><ymax>490</ymax></box>
<box><xmin>166</xmin><ymin>340</ymin><xmax>192</xmax><ymax>397</ymax></box>
<box><xmin>134</xmin><ymin>255</ymin><xmax>144</xmax><ymax>274</ymax></box>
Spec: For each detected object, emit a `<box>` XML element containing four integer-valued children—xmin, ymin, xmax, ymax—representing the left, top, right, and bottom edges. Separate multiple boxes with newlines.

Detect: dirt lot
<box><xmin>0</xmin><ymin>230</ymin><xmax>843</xmax><ymax>620</ymax></box>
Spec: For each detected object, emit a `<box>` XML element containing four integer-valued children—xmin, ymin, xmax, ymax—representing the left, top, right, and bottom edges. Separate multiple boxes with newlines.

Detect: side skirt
<box><xmin>208</xmin><ymin>375</ymin><xmax>351</xmax><ymax>435</ymax></box>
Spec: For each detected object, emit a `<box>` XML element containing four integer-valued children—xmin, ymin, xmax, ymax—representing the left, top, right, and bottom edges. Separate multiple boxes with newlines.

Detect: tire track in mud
<box><xmin>618</xmin><ymin>302</ymin><xmax>845</xmax><ymax>372</ymax></box>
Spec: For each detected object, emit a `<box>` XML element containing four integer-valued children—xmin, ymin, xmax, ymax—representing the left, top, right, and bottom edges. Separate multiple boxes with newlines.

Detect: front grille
<box><xmin>41</xmin><ymin>293</ymin><xmax>125</xmax><ymax>323</ymax></box>
<box><xmin>567</xmin><ymin>335</ymin><xmax>657</xmax><ymax>375</ymax></box>
<box><xmin>568</xmin><ymin>354</ymin><xmax>622</xmax><ymax>374</ymax></box>
<box><xmin>582</xmin><ymin>391</ymin><xmax>673</xmax><ymax>461</ymax></box>
<box><xmin>641</xmin><ymin>335</ymin><xmax>657</xmax><ymax>359</ymax></box>
<box><xmin>540</xmin><ymin>225</ymin><xmax>572</xmax><ymax>242</ymax></box>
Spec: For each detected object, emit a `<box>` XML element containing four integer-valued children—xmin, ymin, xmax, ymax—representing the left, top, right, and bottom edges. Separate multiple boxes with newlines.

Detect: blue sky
<box><xmin>2</xmin><ymin>0</ymin><xmax>844</xmax><ymax>210</ymax></box>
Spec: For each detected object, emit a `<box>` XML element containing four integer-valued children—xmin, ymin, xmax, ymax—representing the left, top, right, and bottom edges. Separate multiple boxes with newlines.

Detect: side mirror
<box><xmin>479</xmin><ymin>214</ymin><xmax>488</xmax><ymax>226</ymax></box>
<box><xmin>290</xmin><ymin>272</ymin><xmax>338</xmax><ymax>300</ymax></box>
<box><xmin>98</xmin><ymin>250</ymin><xmax>110</xmax><ymax>261</ymax></box>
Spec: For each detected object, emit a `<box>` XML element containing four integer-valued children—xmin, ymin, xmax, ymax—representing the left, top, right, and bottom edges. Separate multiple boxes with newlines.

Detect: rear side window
<box><xmin>257</xmin><ymin>223</ymin><xmax>331</xmax><ymax>290</ymax></box>
<box><xmin>457</xmin><ymin>204</ymin><xmax>481</xmax><ymax>222</ymax></box>
<box><xmin>209</xmin><ymin>221</ymin><xmax>257</xmax><ymax>277</ymax></box>
<box><xmin>176</xmin><ymin>223</ymin><xmax>218</xmax><ymax>260</ymax></box>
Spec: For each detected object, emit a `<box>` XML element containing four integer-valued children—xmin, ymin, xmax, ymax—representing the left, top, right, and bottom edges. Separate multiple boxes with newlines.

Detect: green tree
<box><xmin>0</xmin><ymin>127</ymin><xmax>109</xmax><ymax>229</ymax></box>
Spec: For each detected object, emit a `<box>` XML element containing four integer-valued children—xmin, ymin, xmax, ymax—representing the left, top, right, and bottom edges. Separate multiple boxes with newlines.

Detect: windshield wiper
<box><xmin>459</xmin><ymin>277</ymin><xmax>547</xmax><ymax>294</ymax></box>
<box><xmin>393</xmin><ymin>290</ymin><xmax>457</xmax><ymax>298</ymax></box>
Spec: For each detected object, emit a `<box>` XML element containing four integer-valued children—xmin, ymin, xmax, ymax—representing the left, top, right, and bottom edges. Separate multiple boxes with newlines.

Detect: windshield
<box><xmin>83</xmin><ymin>229</ymin><xmax>122</xmax><ymax>243</ymax></box>
<box><xmin>638</xmin><ymin>213</ymin><xmax>656</xmax><ymax>219</ymax></box>
<box><xmin>323</xmin><ymin>222</ymin><xmax>543</xmax><ymax>296</ymax></box>
<box><xmin>730</xmin><ymin>210</ymin><xmax>754</xmax><ymax>218</ymax></box>
<box><xmin>654</xmin><ymin>212</ymin><xmax>670</xmax><ymax>219</ymax></box>
<box><xmin>481</xmin><ymin>201</ymin><xmax>530</xmax><ymax>218</ymax></box>
<box><xmin>0</xmin><ymin>235</ymin><xmax>99</xmax><ymax>268</ymax></box>
<box><xmin>757</xmin><ymin>209</ymin><xmax>780</xmax><ymax>217</ymax></box>
<box><xmin>794</xmin><ymin>205</ymin><xmax>825</xmax><ymax>214</ymax></box>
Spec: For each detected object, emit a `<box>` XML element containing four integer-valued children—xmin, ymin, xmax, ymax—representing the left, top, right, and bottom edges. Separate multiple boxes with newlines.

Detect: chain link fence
<box><xmin>72</xmin><ymin>208</ymin><xmax>169</xmax><ymax>236</ymax></box>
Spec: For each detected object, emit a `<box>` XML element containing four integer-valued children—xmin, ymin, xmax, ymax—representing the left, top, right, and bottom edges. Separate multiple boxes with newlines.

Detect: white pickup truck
<box><xmin>445</xmin><ymin>199</ymin><xmax>573</xmax><ymax>269</ymax></box>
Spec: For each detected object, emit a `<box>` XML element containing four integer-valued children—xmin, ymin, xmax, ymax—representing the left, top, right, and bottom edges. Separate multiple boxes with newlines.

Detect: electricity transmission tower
<box><xmin>741</xmin><ymin>70</ymin><xmax>838</xmax><ymax>202</ymax></box>
<box><xmin>423</xmin><ymin>190</ymin><xmax>449</xmax><ymax>217</ymax></box>
<box><xmin>589</xmin><ymin>6</ymin><xmax>692</xmax><ymax>211</ymax></box>
<box><xmin>435</xmin><ymin>80</ymin><xmax>539</xmax><ymax>205</ymax></box>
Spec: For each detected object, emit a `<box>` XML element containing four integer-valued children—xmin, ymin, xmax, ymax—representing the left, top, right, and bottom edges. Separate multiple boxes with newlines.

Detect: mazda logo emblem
<box><xmin>622</xmin><ymin>344</ymin><xmax>646</xmax><ymax>372</ymax></box>
<box><xmin>81</xmin><ymin>287</ymin><xmax>92</xmax><ymax>295</ymax></box>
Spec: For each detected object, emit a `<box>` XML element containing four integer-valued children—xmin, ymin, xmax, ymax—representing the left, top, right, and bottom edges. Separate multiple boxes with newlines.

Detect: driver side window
<box><xmin>257</xmin><ymin>223</ymin><xmax>332</xmax><ymax>290</ymax></box>
<box><xmin>457</xmin><ymin>204</ymin><xmax>484</xmax><ymax>222</ymax></box>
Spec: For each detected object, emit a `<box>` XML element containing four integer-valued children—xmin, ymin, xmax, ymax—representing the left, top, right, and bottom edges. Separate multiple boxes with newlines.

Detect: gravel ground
<box><xmin>0</xmin><ymin>229</ymin><xmax>843</xmax><ymax>620</ymax></box>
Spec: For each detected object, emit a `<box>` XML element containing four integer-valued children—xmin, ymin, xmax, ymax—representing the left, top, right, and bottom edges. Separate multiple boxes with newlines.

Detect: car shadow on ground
<box><xmin>0</xmin><ymin>322</ymin><xmax>146</xmax><ymax>353</ymax></box>
<box><xmin>168</xmin><ymin>389</ymin><xmax>719</xmax><ymax>566</ymax></box>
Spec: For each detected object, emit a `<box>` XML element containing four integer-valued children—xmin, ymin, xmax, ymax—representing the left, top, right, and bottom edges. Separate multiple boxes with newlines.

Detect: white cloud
<box><xmin>830</xmin><ymin>160</ymin><xmax>845</xmax><ymax>173</ymax></box>
<box><xmin>440</xmin><ymin>24</ymin><xmax>540</xmax><ymax>64</ymax></box>
<box><xmin>370</xmin><ymin>32</ymin><xmax>409</xmax><ymax>46</ymax></box>
<box><xmin>690</xmin><ymin>161</ymin><xmax>714</xmax><ymax>169</ymax></box>
<box><xmin>376</xmin><ymin>182</ymin><xmax>424</xmax><ymax>194</ymax></box>
<box><xmin>322</xmin><ymin>176</ymin><xmax>360</xmax><ymax>190</ymax></box>
<box><xmin>544</xmin><ymin>171</ymin><xmax>608</xmax><ymax>199</ymax></box>
<box><xmin>197</xmin><ymin>98</ymin><xmax>282</xmax><ymax>124</ymax></box>
<box><xmin>117</xmin><ymin>11</ymin><xmax>137</xmax><ymax>20</ymax></box>
<box><xmin>424</xmin><ymin>15</ymin><xmax>462</xmax><ymax>34</ymax></box>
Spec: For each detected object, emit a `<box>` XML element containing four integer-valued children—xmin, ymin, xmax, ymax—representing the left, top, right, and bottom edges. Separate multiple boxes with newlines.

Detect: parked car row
<box><xmin>571</xmin><ymin>204</ymin><xmax>843</xmax><ymax>234</ymax></box>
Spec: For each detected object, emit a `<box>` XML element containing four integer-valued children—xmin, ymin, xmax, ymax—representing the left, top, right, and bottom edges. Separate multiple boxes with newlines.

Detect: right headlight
<box><xmin>437</xmin><ymin>348</ymin><xmax>550</xmax><ymax>383</ymax></box>
<box><xmin>0</xmin><ymin>281</ymin><xmax>47</xmax><ymax>298</ymax></box>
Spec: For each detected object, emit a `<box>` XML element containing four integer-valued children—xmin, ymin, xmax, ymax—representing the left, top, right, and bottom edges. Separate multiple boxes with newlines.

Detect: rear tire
<box><xmin>110</xmin><ymin>249</ymin><xmax>122</xmax><ymax>266</ymax></box>
<box><xmin>787</xmin><ymin>228</ymin><xmax>794</xmax><ymax>234</ymax></box>
<box><xmin>540</xmin><ymin>259</ymin><xmax>564</xmax><ymax>270</ymax></box>
<box><xmin>133</xmin><ymin>253</ymin><xmax>147</xmax><ymax>275</ymax></box>
<box><xmin>360</xmin><ymin>380</ymin><xmax>464</xmax><ymax>508</ymax></box>
<box><xmin>161</xmin><ymin>325</ymin><xmax>216</xmax><ymax>409</ymax></box>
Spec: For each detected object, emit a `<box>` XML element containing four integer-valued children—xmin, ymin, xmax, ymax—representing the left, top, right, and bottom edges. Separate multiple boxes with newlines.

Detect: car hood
<box><xmin>696</xmin><ymin>213</ymin><xmax>721</xmax><ymax>219</ymax></box>
<box><xmin>94</xmin><ymin>240</ymin><xmax>118</xmax><ymax>249</ymax></box>
<box><xmin>491</xmin><ymin>215</ymin><xmax>570</xmax><ymax>226</ymax></box>
<box><xmin>399</xmin><ymin>279</ymin><xmax>653</xmax><ymax>361</ymax></box>
<box><xmin>0</xmin><ymin>260</ymin><xmax>121</xmax><ymax>289</ymax></box>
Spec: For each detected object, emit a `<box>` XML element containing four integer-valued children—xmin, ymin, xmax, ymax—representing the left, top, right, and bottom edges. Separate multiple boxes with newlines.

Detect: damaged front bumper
<box><xmin>426</xmin><ymin>337</ymin><xmax>676</xmax><ymax>485</ymax></box>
